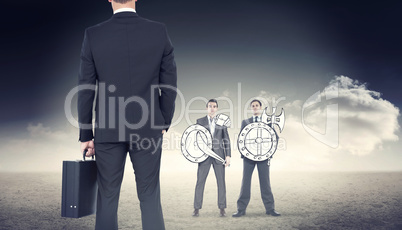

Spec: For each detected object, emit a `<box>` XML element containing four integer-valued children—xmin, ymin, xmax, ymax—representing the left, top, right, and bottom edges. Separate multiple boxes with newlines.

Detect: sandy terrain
<box><xmin>1</xmin><ymin>169</ymin><xmax>402</xmax><ymax>230</ymax></box>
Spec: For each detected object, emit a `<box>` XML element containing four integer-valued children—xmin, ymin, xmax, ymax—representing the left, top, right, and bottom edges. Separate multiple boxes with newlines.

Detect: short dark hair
<box><xmin>113</xmin><ymin>0</ymin><xmax>132</xmax><ymax>3</ymax></box>
<box><xmin>250</xmin><ymin>99</ymin><xmax>262</xmax><ymax>106</ymax></box>
<box><xmin>206</xmin><ymin>99</ymin><xmax>218</xmax><ymax>108</ymax></box>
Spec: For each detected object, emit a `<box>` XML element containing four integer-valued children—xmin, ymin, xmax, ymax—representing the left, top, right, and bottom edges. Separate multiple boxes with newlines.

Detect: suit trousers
<box><xmin>236</xmin><ymin>158</ymin><xmax>275</xmax><ymax>212</ymax></box>
<box><xmin>194</xmin><ymin>157</ymin><xmax>226</xmax><ymax>209</ymax></box>
<box><xmin>94</xmin><ymin>139</ymin><xmax>164</xmax><ymax>230</ymax></box>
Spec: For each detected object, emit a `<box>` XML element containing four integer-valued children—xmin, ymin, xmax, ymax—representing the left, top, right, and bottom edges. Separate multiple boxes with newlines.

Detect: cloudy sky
<box><xmin>0</xmin><ymin>0</ymin><xmax>401</xmax><ymax>172</ymax></box>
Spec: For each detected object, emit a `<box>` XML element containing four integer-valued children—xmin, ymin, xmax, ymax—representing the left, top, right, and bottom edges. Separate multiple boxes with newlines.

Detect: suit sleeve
<box><xmin>222</xmin><ymin>127</ymin><xmax>231</xmax><ymax>157</ymax></box>
<box><xmin>159</xmin><ymin>25</ymin><xmax>177</xmax><ymax>131</ymax></box>
<box><xmin>77</xmin><ymin>29</ymin><xmax>97</xmax><ymax>142</ymax></box>
<box><xmin>238</xmin><ymin>120</ymin><xmax>247</xmax><ymax>158</ymax></box>
<box><xmin>241</xmin><ymin>120</ymin><xmax>247</xmax><ymax>130</ymax></box>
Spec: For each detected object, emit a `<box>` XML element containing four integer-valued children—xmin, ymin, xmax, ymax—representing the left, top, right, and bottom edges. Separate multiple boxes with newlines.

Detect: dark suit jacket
<box><xmin>78</xmin><ymin>12</ymin><xmax>177</xmax><ymax>142</ymax></box>
<box><xmin>196</xmin><ymin>116</ymin><xmax>231</xmax><ymax>164</ymax></box>
<box><xmin>239</xmin><ymin>117</ymin><xmax>254</xmax><ymax>159</ymax></box>
<box><xmin>241</xmin><ymin>117</ymin><xmax>254</xmax><ymax>131</ymax></box>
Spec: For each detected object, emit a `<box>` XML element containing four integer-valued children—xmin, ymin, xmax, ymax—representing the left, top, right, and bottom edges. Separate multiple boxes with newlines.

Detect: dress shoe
<box><xmin>219</xmin><ymin>208</ymin><xmax>226</xmax><ymax>217</ymax></box>
<box><xmin>192</xmin><ymin>209</ymin><xmax>199</xmax><ymax>217</ymax></box>
<box><xmin>266</xmin><ymin>209</ymin><xmax>281</xmax><ymax>216</ymax></box>
<box><xmin>232</xmin><ymin>210</ymin><xmax>246</xmax><ymax>217</ymax></box>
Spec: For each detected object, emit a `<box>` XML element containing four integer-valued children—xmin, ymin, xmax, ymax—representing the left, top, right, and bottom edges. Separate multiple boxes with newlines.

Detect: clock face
<box><xmin>237</xmin><ymin>122</ymin><xmax>278</xmax><ymax>161</ymax></box>
<box><xmin>181</xmin><ymin>124</ymin><xmax>212</xmax><ymax>163</ymax></box>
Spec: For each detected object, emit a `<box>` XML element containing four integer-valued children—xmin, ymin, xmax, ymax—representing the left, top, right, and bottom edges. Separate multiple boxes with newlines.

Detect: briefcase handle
<box><xmin>83</xmin><ymin>149</ymin><xmax>95</xmax><ymax>161</ymax></box>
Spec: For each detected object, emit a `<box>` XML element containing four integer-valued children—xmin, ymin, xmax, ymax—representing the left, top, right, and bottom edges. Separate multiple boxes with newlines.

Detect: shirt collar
<box><xmin>114</xmin><ymin>8</ymin><xmax>136</xmax><ymax>14</ymax></box>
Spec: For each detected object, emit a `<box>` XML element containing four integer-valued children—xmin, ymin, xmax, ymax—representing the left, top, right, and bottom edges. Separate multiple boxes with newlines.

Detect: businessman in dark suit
<box><xmin>192</xmin><ymin>99</ymin><xmax>231</xmax><ymax>217</ymax></box>
<box><xmin>232</xmin><ymin>99</ymin><xmax>280</xmax><ymax>217</ymax></box>
<box><xmin>77</xmin><ymin>0</ymin><xmax>177</xmax><ymax>229</ymax></box>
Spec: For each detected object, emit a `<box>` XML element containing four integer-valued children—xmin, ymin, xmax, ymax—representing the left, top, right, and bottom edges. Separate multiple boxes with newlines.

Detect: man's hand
<box><xmin>80</xmin><ymin>140</ymin><xmax>95</xmax><ymax>157</ymax></box>
<box><xmin>225</xmin><ymin>156</ymin><xmax>231</xmax><ymax>167</ymax></box>
<box><xmin>162</xmin><ymin>129</ymin><xmax>166</xmax><ymax>134</ymax></box>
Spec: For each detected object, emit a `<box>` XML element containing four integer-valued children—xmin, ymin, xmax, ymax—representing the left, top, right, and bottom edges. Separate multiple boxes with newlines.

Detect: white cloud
<box><xmin>258</xmin><ymin>90</ymin><xmax>278</xmax><ymax>99</ymax></box>
<box><xmin>221</xmin><ymin>89</ymin><xmax>230</xmax><ymax>97</ymax></box>
<box><xmin>275</xmin><ymin>75</ymin><xmax>400</xmax><ymax>170</ymax></box>
<box><xmin>27</xmin><ymin>123</ymin><xmax>71</xmax><ymax>140</ymax></box>
<box><xmin>256</xmin><ymin>90</ymin><xmax>283</xmax><ymax>106</ymax></box>
<box><xmin>0</xmin><ymin>123</ymin><xmax>79</xmax><ymax>172</ymax></box>
<box><xmin>317</xmin><ymin>76</ymin><xmax>399</xmax><ymax>155</ymax></box>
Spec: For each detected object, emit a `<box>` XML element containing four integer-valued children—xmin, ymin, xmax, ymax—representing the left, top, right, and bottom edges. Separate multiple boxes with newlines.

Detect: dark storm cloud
<box><xmin>0</xmin><ymin>0</ymin><xmax>401</xmax><ymax>125</ymax></box>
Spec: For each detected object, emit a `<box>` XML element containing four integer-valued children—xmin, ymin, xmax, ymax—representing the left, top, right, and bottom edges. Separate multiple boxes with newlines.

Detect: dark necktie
<box><xmin>254</xmin><ymin>116</ymin><xmax>258</xmax><ymax>122</ymax></box>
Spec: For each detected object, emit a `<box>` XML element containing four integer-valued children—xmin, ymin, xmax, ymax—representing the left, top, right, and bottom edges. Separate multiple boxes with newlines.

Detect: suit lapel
<box><xmin>201</xmin><ymin>116</ymin><xmax>210</xmax><ymax>133</ymax></box>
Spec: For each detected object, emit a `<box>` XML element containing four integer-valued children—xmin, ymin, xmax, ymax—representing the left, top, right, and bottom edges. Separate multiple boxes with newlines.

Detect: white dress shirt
<box><xmin>253</xmin><ymin>115</ymin><xmax>261</xmax><ymax>122</ymax></box>
<box><xmin>114</xmin><ymin>7</ymin><xmax>136</xmax><ymax>14</ymax></box>
<box><xmin>208</xmin><ymin>116</ymin><xmax>216</xmax><ymax>137</ymax></box>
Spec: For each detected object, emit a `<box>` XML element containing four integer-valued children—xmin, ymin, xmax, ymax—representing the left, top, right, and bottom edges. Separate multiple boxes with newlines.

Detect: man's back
<box><xmin>78</xmin><ymin>12</ymin><xmax>177</xmax><ymax>143</ymax></box>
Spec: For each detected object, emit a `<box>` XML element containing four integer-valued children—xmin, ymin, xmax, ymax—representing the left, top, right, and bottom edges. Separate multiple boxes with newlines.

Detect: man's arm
<box><xmin>222</xmin><ymin>127</ymin><xmax>231</xmax><ymax>157</ymax></box>
<box><xmin>159</xmin><ymin>25</ymin><xmax>177</xmax><ymax>132</ymax></box>
<box><xmin>77</xmin><ymin>29</ymin><xmax>97</xmax><ymax>142</ymax></box>
<box><xmin>223</xmin><ymin>127</ymin><xmax>231</xmax><ymax>167</ymax></box>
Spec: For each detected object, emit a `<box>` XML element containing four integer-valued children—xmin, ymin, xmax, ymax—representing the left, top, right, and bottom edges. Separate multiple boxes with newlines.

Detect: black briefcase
<box><xmin>61</xmin><ymin>150</ymin><xmax>98</xmax><ymax>218</ymax></box>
